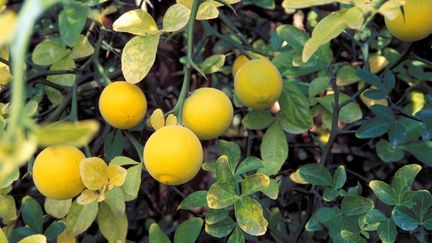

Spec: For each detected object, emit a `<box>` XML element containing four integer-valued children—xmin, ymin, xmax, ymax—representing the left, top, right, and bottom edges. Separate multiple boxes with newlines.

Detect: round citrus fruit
<box><xmin>33</xmin><ymin>146</ymin><xmax>85</xmax><ymax>200</ymax></box>
<box><xmin>99</xmin><ymin>81</ymin><xmax>147</xmax><ymax>129</ymax></box>
<box><xmin>384</xmin><ymin>0</ymin><xmax>432</xmax><ymax>42</ymax></box>
<box><xmin>144</xmin><ymin>125</ymin><xmax>203</xmax><ymax>185</ymax></box>
<box><xmin>182</xmin><ymin>87</ymin><xmax>233</xmax><ymax>140</ymax></box>
<box><xmin>232</xmin><ymin>53</ymin><xmax>267</xmax><ymax>77</ymax></box>
<box><xmin>234</xmin><ymin>59</ymin><xmax>283</xmax><ymax>110</ymax></box>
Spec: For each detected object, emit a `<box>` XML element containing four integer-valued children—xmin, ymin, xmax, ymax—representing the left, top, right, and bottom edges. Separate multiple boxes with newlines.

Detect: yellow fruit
<box><xmin>384</xmin><ymin>0</ymin><xmax>432</xmax><ymax>42</ymax></box>
<box><xmin>144</xmin><ymin>125</ymin><xmax>203</xmax><ymax>185</ymax></box>
<box><xmin>33</xmin><ymin>146</ymin><xmax>85</xmax><ymax>200</ymax></box>
<box><xmin>99</xmin><ymin>81</ymin><xmax>147</xmax><ymax>129</ymax></box>
<box><xmin>234</xmin><ymin>59</ymin><xmax>283</xmax><ymax>110</ymax></box>
<box><xmin>232</xmin><ymin>53</ymin><xmax>267</xmax><ymax>77</ymax></box>
<box><xmin>182</xmin><ymin>88</ymin><xmax>233</xmax><ymax>140</ymax></box>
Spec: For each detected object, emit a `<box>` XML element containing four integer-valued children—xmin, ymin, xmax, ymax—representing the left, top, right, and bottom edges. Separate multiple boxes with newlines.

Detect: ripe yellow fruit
<box><xmin>182</xmin><ymin>88</ymin><xmax>233</xmax><ymax>140</ymax></box>
<box><xmin>384</xmin><ymin>0</ymin><xmax>432</xmax><ymax>42</ymax></box>
<box><xmin>144</xmin><ymin>125</ymin><xmax>203</xmax><ymax>185</ymax></box>
<box><xmin>232</xmin><ymin>53</ymin><xmax>267</xmax><ymax>77</ymax></box>
<box><xmin>234</xmin><ymin>59</ymin><xmax>283</xmax><ymax>110</ymax></box>
<box><xmin>99</xmin><ymin>81</ymin><xmax>147</xmax><ymax>129</ymax></box>
<box><xmin>33</xmin><ymin>146</ymin><xmax>85</xmax><ymax>200</ymax></box>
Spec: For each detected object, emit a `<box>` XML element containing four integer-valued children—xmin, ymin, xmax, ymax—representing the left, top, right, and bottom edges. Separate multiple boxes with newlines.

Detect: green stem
<box><xmin>168</xmin><ymin>0</ymin><xmax>200</xmax><ymax>123</ymax></box>
<box><xmin>7</xmin><ymin>0</ymin><xmax>60</xmax><ymax>140</ymax></box>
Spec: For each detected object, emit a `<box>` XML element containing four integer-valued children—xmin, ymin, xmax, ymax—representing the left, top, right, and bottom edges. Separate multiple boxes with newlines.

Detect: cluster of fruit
<box><xmin>31</xmin><ymin>55</ymin><xmax>282</xmax><ymax>200</ymax></box>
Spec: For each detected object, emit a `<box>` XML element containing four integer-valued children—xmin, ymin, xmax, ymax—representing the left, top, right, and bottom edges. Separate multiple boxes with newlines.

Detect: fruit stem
<box><xmin>168</xmin><ymin>0</ymin><xmax>201</xmax><ymax>124</ymax></box>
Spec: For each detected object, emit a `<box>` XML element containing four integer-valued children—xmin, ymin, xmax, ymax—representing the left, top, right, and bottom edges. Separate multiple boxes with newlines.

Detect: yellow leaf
<box><xmin>290</xmin><ymin>172</ymin><xmax>309</xmax><ymax>184</ymax></box>
<box><xmin>165</xmin><ymin>114</ymin><xmax>177</xmax><ymax>126</ymax></box>
<box><xmin>112</xmin><ymin>9</ymin><xmax>159</xmax><ymax>36</ymax></box>
<box><xmin>77</xmin><ymin>189</ymin><xmax>98</xmax><ymax>205</ymax></box>
<box><xmin>0</xmin><ymin>11</ymin><xmax>17</xmax><ymax>46</ymax></box>
<box><xmin>0</xmin><ymin>131</ymin><xmax>37</xmax><ymax>166</ymax></box>
<box><xmin>31</xmin><ymin>39</ymin><xmax>69</xmax><ymax>66</ymax></box>
<box><xmin>121</xmin><ymin>34</ymin><xmax>160</xmax><ymax>83</ymax></box>
<box><xmin>149</xmin><ymin>108</ymin><xmax>165</xmax><ymax>130</ymax></box>
<box><xmin>80</xmin><ymin>157</ymin><xmax>108</xmax><ymax>190</ymax></box>
<box><xmin>0</xmin><ymin>66</ymin><xmax>11</xmax><ymax>85</ymax></box>
<box><xmin>162</xmin><ymin>4</ymin><xmax>191</xmax><ymax>32</ymax></box>
<box><xmin>71</xmin><ymin>35</ymin><xmax>94</xmax><ymax>59</ymax></box>
<box><xmin>379</xmin><ymin>0</ymin><xmax>405</xmax><ymax>20</ymax></box>
<box><xmin>368</xmin><ymin>55</ymin><xmax>388</xmax><ymax>74</ymax></box>
<box><xmin>107</xmin><ymin>164</ymin><xmax>127</xmax><ymax>188</ymax></box>
<box><xmin>17</xmin><ymin>234</ymin><xmax>47</xmax><ymax>243</ymax></box>
<box><xmin>44</xmin><ymin>198</ymin><xmax>72</xmax><ymax>219</ymax></box>
<box><xmin>343</xmin><ymin>7</ymin><xmax>364</xmax><ymax>30</ymax></box>
<box><xmin>57</xmin><ymin>232</ymin><xmax>76</xmax><ymax>243</ymax></box>
<box><xmin>197</xmin><ymin>1</ymin><xmax>220</xmax><ymax>20</ymax></box>
<box><xmin>47</xmin><ymin>54</ymin><xmax>76</xmax><ymax>87</ymax></box>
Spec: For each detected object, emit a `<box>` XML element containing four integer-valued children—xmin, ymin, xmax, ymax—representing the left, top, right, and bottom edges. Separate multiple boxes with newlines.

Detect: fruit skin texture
<box><xmin>144</xmin><ymin>125</ymin><xmax>203</xmax><ymax>185</ymax></box>
<box><xmin>234</xmin><ymin>59</ymin><xmax>283</xmax><ymax>110</ymax></box>
<box><xmin>182</xmin><ymin>87</ymin><xmax>233</xmax><ymax>140</ymax></box>
<box><xmin>384</xmin><ymin>0</ymin><xmax>432</xmax><ymax>42</ymax></box>
<box><xmin>33</xmin><ymin>146</ymin><xmax>85</xmax><ymax>200</ymax></box>
<box><xmin>232</xmin><ymin>53</ymin><xmax>266</xmax><ymax>77</ymax></box>
<box><xmin>99</xmin><ymin>81</ymin><xmax>147</xmax><ymax>129</ymax></box>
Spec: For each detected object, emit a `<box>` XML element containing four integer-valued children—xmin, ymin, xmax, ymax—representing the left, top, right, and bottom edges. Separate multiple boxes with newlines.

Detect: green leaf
<box><xmin>227</xmin><ymin>226</ymin><xmax>245</xmax><ymax>243</ymax></box>
<box><xmin>71</xmin><ymin>35</ymin><xmax>94</xmax><ymax>59</ymax></box>
<box><xmin>369</xmin><ymin>180</ymin><xmax>398</xmax><ymax>205</ymax></box>
<box><xmin>341</xmin><ymin>196</ymin><xmax>374</xmax><ymax>216</ymax></box>
<box><xmin>201</xmin><ymin>54</ymin><xmax>226</xmax><ymax>74</ymax></box>
<box><xmin>242</xmin><ymin>110</ymin><xmax>274</xmax><ymax>130</ymax></box>
<box><xmin>121</xmin><ymin>34</ymin><xmax>160</xmax><ymax>84</ymax></box>
<box><xmin>332</xmin><ymin>165</ymin><xmax>346</xmax><ymax>189</ymax></box>
<box><xmin>207</xmin><ymin>182</ymin><xmax>238</xmax><ymax>209</ymax></box>
<box><xmin>104</xmin><ymin>187</ymin><xmax>125</xmax><ymax>215</ymax></box>
<box><xmin>302</xmin><ymin>10</ymin><xmax>347</xmax><ymax>62</ymax></box>
<box><xmin>297</xmin><ymin>163</ymin><xmax>333</xmax><ymax>186</ymax></box>
<box><xmin>0</xmin><ymin>195</ymin><xmax>17</xmax><ymax>224</ymax></box>
<box><xmin>340</xmin><ymin>230</ymin><xmax>366</xmax><ymax>243</ymax></box>
<box><xmin>336</xmin><ymin>65</ymin><xmax>358</xmax><ymax>86</ymax></box>
<box><xmin>31</xmin><ymin>39</ymin><xmax>69</xmax><ymax>66</ymax></box>
<box><xmin>35</xmin><ymin>120</ymin><xmax>99</xmax><ymax>147</ymax></box>
<box><xmin>355</xmin><ymin>118</ymin><xmax>392</xmax><ymax>139</ymax></box>
<box><xmin>391</xmin><ymin>164</ymin><xmax>421</xmax><ymax>195</ymax></box>
<box><xmin>44</xmin><ymin>198</ymin><xmax>72</xmax><ymax>219</ymax></box>
<box><xmin>364</xmin><ymin>209</ymin><xmax>387</xmax><ymax>225</ymax></box>
<box><xmin>241</xmin><ymin>174</ymin><xmax>270</xmax><ymax>196</ymax></box>
<box><xmin>315</xmin><ymin>93</ymin><xmax>363</xmax><ymax>123</ymax></box>
<box><xmin>343</xmin><ymin>7</ymin><xmax>364</xmax><ymax>30</ymax></box>
<box><xmin>398</xmin><ymin>141</ymin><xmax>432</xmax><ymax>166</ymax></box>
<box><xmin>218</xmin><ymin>140</ymin><xmax>241</xmax><ymax>171</ymax></box>
<box><xmin>234</xmin><ymin>197</ymin><xmax>268</xmax><ymax>236</ymax></box>
<box><xmin>113</xmin><ymin>9</ymin><xmax>159</xmax><ymax>35</ymax></box>
<box><xmin>277</xmin><ymin>81</ymin><xmax>313</xmax><ymax>134</ymax></box>
<box><xmin>235</xmin><ymin>156</ymin><xmax>264</xmax><ymax>175</ymax></box>
<box><xmin>259</xmin><ymin>121</ymin><xmax>288</xmax><ymax>175</ymax></box>
<box><xmin>44</xmin><ymin>222</ymin><xmax>65</xmax><ymax>241</ymax></box>
<box><xmin>392</xmin><ymin>206</ymin><xmax>418</xmax><ymax>231</ymax></box>
<box><xmin>21</xmin><ymin>196</ymin><xmax>43</xmax><ymax>233</ymax></box>
<box><xmin>309</xmin><ymin>76</ymin><xmax>330</xmax><ymax>96</ymax></box>
<box><xmin>174</xmin><ymin>217</ymin><xmax>203</xmax><ymax>243</ymax></box>
<box><xmin>282</xmin><ymin>0</ymin><xmax>338</xmax><ymax>9</ymax></box>
<box><xmin>412</xmin><ymin>190</ymin><xmax>432</xmax><ymax>220</ymax></box>
<box><xmin>178</xmin><ymin>191</ymin><xmax>208</xmax><ymax>210</ymax></box>
<box><xmin>65</xmin><ymin>201</ymin><xmax>98</xmax><ymax>236</ymax></box>
<box><xmin>121</xmin><ymin>164</ymin><xmax>142</xmax><ymax>201</ymax></box>
<box><xmin>376</xmin><ymin>139</ymin><xmax>404</xmax><ymax>163</ymax></box>
<box><xmin>276</xmin><ymin>25</ymin><xmax>308</xmax><ymax>49</ymax></box>
<box><xmin>260</xmin><ymin>178</ymin><xmax>279</xmax><ymax>200</ymax></box>
<box><xmin>59</xmin><ymin>3</ymin><xmax>89</xmax><ymax>46</ymax></box>
<box><xmin>205</xmin><ymin>217</ymin><xmax>236</xmax><ymax>238</ymax></box>
<box><xmin>149</xmin><ymin>223</ymin><xmax>171</xmax><ymax>243</ymax></box>
<box><xmin>162</xmin><ymin>4</ymin><xmax>190</xmax><ymax>32</ymax></box>
<box><xmin>205</xmin><ymin>208</ymin><xmax>229</xmax><ymax>225</ymax></box>
<box><xmin>110</xmin><ymin>156</ymin><xmax>140</xmax><ymax>166</ymax></box>
<box><xmin>0</xmin><ymin>228</ymin><xmax>7</xmax><ymax>243</ymax></box>
<box><xmin>0</xmin><ymin>163</ymin><xmax>19</xmax><ymax>188</ymax></box>
<box><xmin>323</xmin><ymin>187</ymin><xmax>339</xmax><ymax>201</ymax></box>
<box><xmin>378</xmin><ymin>219</ymin><xmax>397</xmax><ymax>243</ymax></box>
<box><xmin>215</xmin><ymin>155</ymin><xmax>235</xmax><ymax>184</ymax></box>
<box><xmin>97</xmin><ymin>202</ymin><xmax>127</xmax><ymax>242</ymax></box>
<box><xmin>47</xmin><ymin>54</ymin><xmax>76</xmax><ymax>87</ymax></box>
<box><xmin>305</xmin><ymin>207</ymin><xmax>340</xmax><ymax>232</ymax></box>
